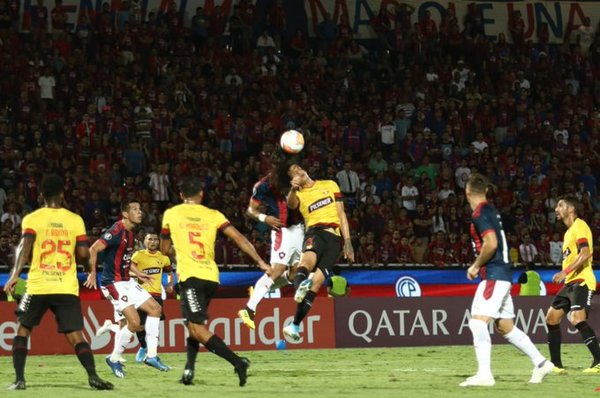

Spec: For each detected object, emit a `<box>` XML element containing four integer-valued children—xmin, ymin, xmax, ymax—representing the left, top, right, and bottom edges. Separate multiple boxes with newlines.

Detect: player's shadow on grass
<box><xmin>30</xmin><ymin>382</ymin><xmax>93</xmax><ymax>390</ymax></box>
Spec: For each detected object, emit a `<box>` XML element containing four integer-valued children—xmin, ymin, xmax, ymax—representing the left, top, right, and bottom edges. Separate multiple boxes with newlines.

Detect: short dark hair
<box><xmin>467</xmin><ymin>173</ymin><xmax>495</xmax><ymax>194</ymax></box>
<box><xmin>41</xmin><ymin>174</ymin><xmax>64</xmax><ymax>200</ymax></box>
<box><xmin>121</xmin><ymin>199</ymin><xmax>141</xmax><ymax>212</ymax></box>
<box><xmin>179</xmin><ymin>176</ymin><xmax>203</xmax><ymax>198</ymax></box>
<box><xmin>559</xmin><ymin>194</ymin><xmax>582</xmax><ymax>216</ymax></box>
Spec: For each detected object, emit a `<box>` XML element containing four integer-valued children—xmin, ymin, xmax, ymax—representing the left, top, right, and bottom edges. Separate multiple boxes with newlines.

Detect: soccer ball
<box><xmin>280</xmin><ymin>130</ymin><xmax>304</xmax><ymax>154</ymax></box>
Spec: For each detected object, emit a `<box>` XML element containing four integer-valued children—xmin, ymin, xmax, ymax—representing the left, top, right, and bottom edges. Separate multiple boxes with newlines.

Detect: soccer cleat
<box><xmin>235</xmin><ymin>357</ymin><xmax>251</xmax><ymax>387</ymax></box>
<box><xmin>144</xmin><ymin>356</ymin><xmax>170</xmax><ymax>372</ymax></box>
<box><xmin>95</xmin><ymin>319</ymin><xmax>114</xmax><ymax>337</ymax></box>
<box><xmin>552</xmin><ymin>367</ymin><xmax>566</xmax><ymax>375</ymax></box>
<box><xmin>459</xmin><ymin>374</ymin><xmax>495</xmax><ymax>387</ymax></box>
<box><xmin>88</xmin><ymin>375</ymin><xmax>114</xmax><ymax>390</ymax></box>
<box><xmin>7</xmin><ymin>380</ymin><xmax>26</xmax><ymax>390</ymax></box>
<box><xmin>582</xmin><ymin>361</ymin><xmax>600</xmax><ymax>374</ymax></box>
<box><xmin>283</xmin><ymin>323</ymin><xmax>300</xmax><ymax>342</ymax></box>
<box><xmin>180</xmin><ymin>369</ymin><xmax>194</xmax><ymax>385</ymax></box>
<box><xmin>238</xmin><ymin>308</ymin><xmax>256</xmax><ymax>330</ymax></box>
<box><xmin>136</xmin><ymin>347</ymin><xmax>147</xmax><ymax>363</ymax></box>
<box><xmin>528</xmin><ymin>360</ymin><xmax>554</xmax><ymax>383</ymax></box>
<box><xmin>106</xmin><ymin>356</ymin><xmax>126</xmax><ymax>378</ymax></box>
<box><xmin>294</xmin><ymin>279</ymin><xmax>313</xmax><ymax>303</ymax></box>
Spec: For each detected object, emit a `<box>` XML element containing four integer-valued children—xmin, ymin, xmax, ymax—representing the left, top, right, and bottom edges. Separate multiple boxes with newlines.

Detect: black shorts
<box><xmin>551</xmin><ymin>283</ymin><xmax>593</xmax><ymax>314</ymax></box>
<box><xmin>16</xmin><ymin>294</ymin><xmax>83</xmax><ymax>333</ymax></box>
<box><xmin>138</xmin><ymin>296</ymin><xmax>165</xmax><ymax>323</ymax></box>
<box><xmin>180</xmin><ymin>278</ymin><xmax>218</xmax><ymax>325</ymax></box>
<box><xmin>303</xmin><ymin>228</ymin><xmax>341</xmax><ymax>277</ymax></box>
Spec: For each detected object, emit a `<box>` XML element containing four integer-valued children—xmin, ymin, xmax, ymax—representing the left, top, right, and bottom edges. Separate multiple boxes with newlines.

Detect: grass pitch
<box><xmin>0</xmin><ymin>345</ymin><xmax>599</xmax><ymax>398</ymax></box>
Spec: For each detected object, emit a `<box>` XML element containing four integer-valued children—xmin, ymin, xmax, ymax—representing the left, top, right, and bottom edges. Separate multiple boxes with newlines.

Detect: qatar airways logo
<box><xmin>308</xmin><ymin>197</ymin><xmax>332</xmax><ymax>213</ymax></box>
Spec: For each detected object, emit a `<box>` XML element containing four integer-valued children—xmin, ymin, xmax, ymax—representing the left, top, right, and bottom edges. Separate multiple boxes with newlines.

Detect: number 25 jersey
<box><xmin>22</xmin><ymin>208</ymin><xmax>88</xmax><ymax>295</ymax></box>
<box><xmin>161</xmin><ymin>203</ymin><xmax>230</xmax><ymax>284</ymax></box>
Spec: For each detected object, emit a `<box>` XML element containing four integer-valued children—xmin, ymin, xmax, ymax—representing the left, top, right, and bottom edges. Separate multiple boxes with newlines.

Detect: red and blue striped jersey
<box><xmin>470</xmin><ymin>201</ymin><xmax>512</xmax><ymax>282</ymax></box>
<box><xmin>250</xmin><ymin>175</ymin><xmax>301</xmax><ymax>227</ymax></box>
<box><xmin>98</xmin><ymin>220</ymin><xmax>135</xmax><ymax>286</ymax></box>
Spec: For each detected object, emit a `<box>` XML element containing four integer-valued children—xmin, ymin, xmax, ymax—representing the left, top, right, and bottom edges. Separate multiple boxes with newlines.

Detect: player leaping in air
<box><xmin>238</xmin><ymin>152</ymin><xmax>304</xmax><ymax>329</ymax></box>
<box><xmin>283</xmin><ymin>162</ymin><xmax>354</xmax><ymax>341</ymax></box>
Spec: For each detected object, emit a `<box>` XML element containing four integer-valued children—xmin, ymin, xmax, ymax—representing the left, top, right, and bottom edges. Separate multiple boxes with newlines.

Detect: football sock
<box><xmin>247</xmin><ymin>273</ymin><xmax>274</xmax><ymax>312</ymax></box>
<box><xmin>272</xmin><ymin>273</ymin><xmax>291</xmax><ymax>290</ymax></box>
<box><xmin>75</xmin><ymin>342</ymin><xmax>97</xmax><ymax>377</ymax></box>
<box><xmin>294</xmin><ymin>291</ymin><xmax>317</xmax><ymax>325</ymax></box>
<box><xmin>205</xmin><ymin>335</ymin><xmax>242</xmax><ymax>367</ymax></box>
<box><xmin>12</xmin><ymin>335</ymin><xmax>28</xmax><ymax>381</ymax></box>
<box><xmin>145</xmin><ymin>316</ymin><xmax>160</xmax><ymax>358</ymax></box>
<box><xmin>185</xmin><ymin>337</ymin><xmax>200</xmax><ymax>371</ymax></box>
<box><xmin>547</xmin><ymin>323</ymin><xmax>563</xmax><ymax>367</ymax></box>
<box><xmin>293</xmin><ymin>266</ymin><xmax>309</xmax><ymax>290</ymax></box>
<box><xmin>504</xmin><ymin>326</ymin><xmax>545</xmax><ymax>366</ymax></box>
<box><xmin>109</xmin><ymin>324</ymin><xmax>120</xmax><ymax>334</ymax></box>
<box><xmin>110</xmin><ymin>326</ymin><xmax>134</xmax><ymax>361</ymax></box>
<box><xmin>468</xmin><ymin>319</ymin><xmax>492</xmax><ymax>377</ymax></box>
<box><xmin>136</xmin><ymin>331</ymin><xmax>147</xmax><ymax>348</ymax></box>
<box><xmin>575</xmin><ymin>321</ymin><xmax>600</xmax><ymax>362</ymax></box>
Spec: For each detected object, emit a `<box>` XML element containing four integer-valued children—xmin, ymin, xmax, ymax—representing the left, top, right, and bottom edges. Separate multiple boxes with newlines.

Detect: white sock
<box><xmin>504</xmin><ymin>326</ymin><xmax>546</xmax><ymax>367</ymax></box>
<box><xmin>469</xmin><ymin>319</ymin><xmax>493</xmax><ymax>377</ymax></box>
<box><xmin>246</xmin><ymin>273</ymin><xmax>274</xmax><ymax>312</ymax></box>
<box><xmin>145</xmin><ymin>316</ymin><xmax>160</xmax><ymax>358</ymax></box>
<box><xmin>109</xmin><ymin>324</ymin><xmax>120</xmax><ymax>334</ymax></box>
<box><xmin>110</xmin><ymin>326</ymin><xmax>134</xmax><ymax>361</ymax></box>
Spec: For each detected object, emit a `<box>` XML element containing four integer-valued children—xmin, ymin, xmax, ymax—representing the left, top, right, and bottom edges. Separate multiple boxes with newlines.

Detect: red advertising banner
<box><xmin>0</xmin><ymin>298</ymin><xmax>335</xmax><ymax>355</ymax></box>
<box><xmin>334</xmin><ymin>296</ymin><xmax>600</xmax><ymax>348</ymax></box>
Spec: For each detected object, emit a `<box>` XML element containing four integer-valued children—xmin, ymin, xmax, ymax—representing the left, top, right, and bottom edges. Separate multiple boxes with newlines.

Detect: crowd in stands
<box><xmin>0</xmin><ymin>1</ymin><xmax>600</xmax><ymax>271</ymax></box>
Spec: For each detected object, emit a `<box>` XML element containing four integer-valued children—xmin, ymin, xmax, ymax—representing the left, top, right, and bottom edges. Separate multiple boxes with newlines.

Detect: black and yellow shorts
<box><xmin>16</xmin><ymin>293</ymin><xmax>83</xmax><ymax>333</ymax></box>
<box><xmin>180</xmin><ymin>278</ymin><xmax>218</xmax><ymax>325</ymax></box>
<box><xmin>552</xmin><ymin>283</ymin><xmax>593</xmax><ymax>314</ymax></box>
<box><xmin>303</xmin><ymin>228</ymin><xmax>341</xmax><ymax>277</ymax></box>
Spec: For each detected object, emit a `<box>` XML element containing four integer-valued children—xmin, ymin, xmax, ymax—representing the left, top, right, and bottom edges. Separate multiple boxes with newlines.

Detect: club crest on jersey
<box><xmin>308</xmin><ymin>197</ymin><xmax>333</xmax><ymax>212</ymax></box>
<box><xmin>103</xmin><ymin>232</ymin><xmax>112</xmax><ymax>240</ymax></box>
<box><xmin>563</xmin><ymin>248</ymin><xmax>571</xmax><ymax>260</ymax></box>
<box><xmin>305</xmin><ymin>237</ymin><xmax>314</xmax><ymax>250</ymax></box>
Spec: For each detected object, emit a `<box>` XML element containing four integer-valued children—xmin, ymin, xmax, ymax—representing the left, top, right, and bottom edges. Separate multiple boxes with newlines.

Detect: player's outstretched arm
<box><xmin>4</xmin><ymin>236</ymin><xmax>34</xmax><ymax>296</ymax></box>
<box><xmin>84</xmin><ymin>240</ymin><xmax>107</xmax><ymax>289</ymax></box>
<box><xmin>223</xmin><ymin>225</ymin><xmax>270</xmax><ymax>273</ymax></box>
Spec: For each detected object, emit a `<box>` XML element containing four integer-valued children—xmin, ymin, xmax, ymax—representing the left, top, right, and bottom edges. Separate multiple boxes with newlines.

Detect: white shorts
<box><xmin>101</xmin><ymin>280</ymin><xmax>152</xmax><ymax>318</ymax></box>
<box><xmin>471</xmin><ymin>279</ymin><xmax>515</xmax><ymax>319</ymax></box>
<box><xmin>270</xmin><ymin>223</ymin><xmax>304</xmax><ymax>266</ymax></box>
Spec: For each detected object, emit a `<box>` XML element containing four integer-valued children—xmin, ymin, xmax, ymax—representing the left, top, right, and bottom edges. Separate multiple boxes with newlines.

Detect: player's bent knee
<box><xmin>468</xmin><ymin>318</ymin><xmax>487</xmax><ymax>333</ymax></box>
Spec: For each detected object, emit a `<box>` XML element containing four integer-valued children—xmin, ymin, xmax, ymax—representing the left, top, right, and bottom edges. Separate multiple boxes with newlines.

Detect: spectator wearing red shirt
<box><xmin>426</xmin><ymin>231</ymin><xmax>448</xmax><ymax>267</ymax></box>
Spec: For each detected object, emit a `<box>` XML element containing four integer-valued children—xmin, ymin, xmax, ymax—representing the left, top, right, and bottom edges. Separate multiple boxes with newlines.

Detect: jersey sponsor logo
<box><xmin>144</xmin><ymin>267</ymin><xmax>161</xmax><ymax>275</ymax></box>
<box><xmin>395</xmin><ymin>276</ymin><xmax>422</xmax><ymax>297</ymax></box>
<box><xmin>308</xmin><ymin>197</ymin><xmax>333</xmax><ymax>213</ymax></box>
